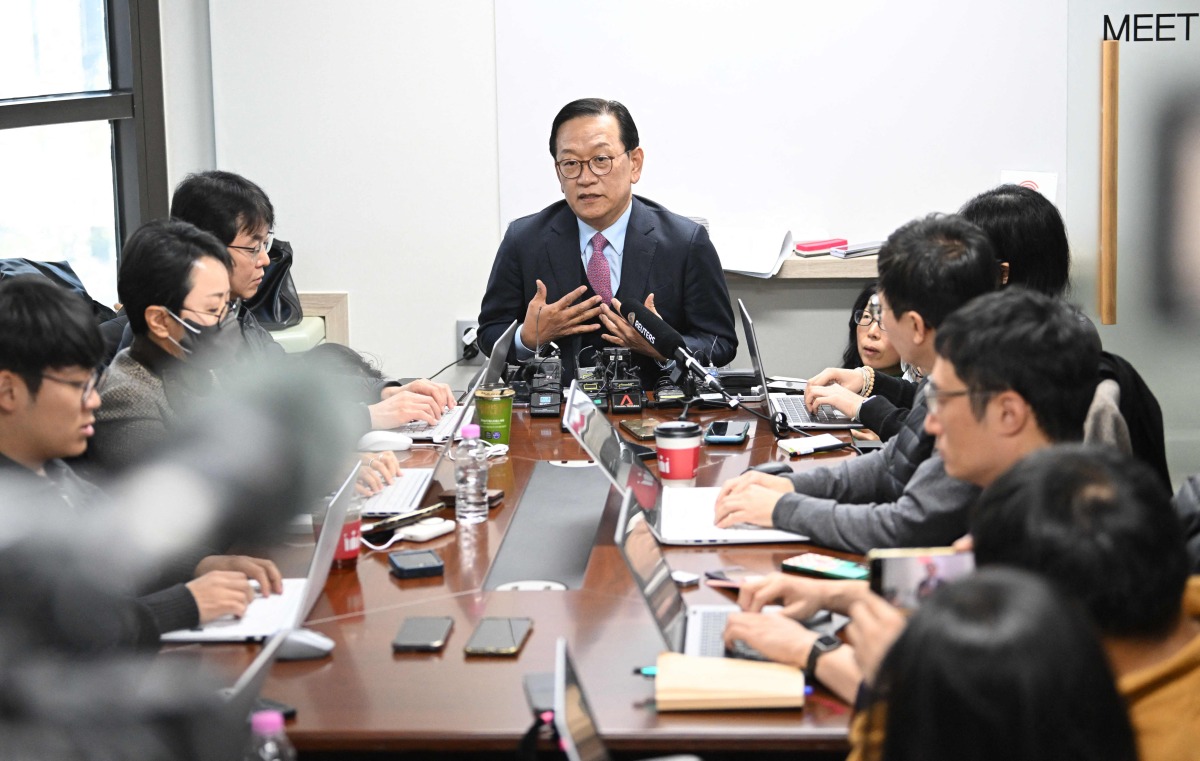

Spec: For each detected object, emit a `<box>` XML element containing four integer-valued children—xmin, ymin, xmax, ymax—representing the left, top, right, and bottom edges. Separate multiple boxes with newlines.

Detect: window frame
<box><xmin>0</xmin><ymin>0</ymin><xmax>168</xmax><ymax>256</ymax></box>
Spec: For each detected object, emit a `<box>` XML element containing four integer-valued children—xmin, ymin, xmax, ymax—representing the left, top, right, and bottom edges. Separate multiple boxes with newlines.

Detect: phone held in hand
<box><xmin>867</xmin><ymin>547</ymin><xmax>975</xmax><ymax>611</ymax></box>
<box><xmin>782</xmin><ymin>552</ymin><xmax>870</xmax><ymax>581</ymax></box>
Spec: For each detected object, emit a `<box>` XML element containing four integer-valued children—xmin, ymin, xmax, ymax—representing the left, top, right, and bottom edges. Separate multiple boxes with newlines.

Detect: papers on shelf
<box><xmin>713</xmin><ymin>227</ymin><xmax>794</xmax><ymax>278</ymax></box>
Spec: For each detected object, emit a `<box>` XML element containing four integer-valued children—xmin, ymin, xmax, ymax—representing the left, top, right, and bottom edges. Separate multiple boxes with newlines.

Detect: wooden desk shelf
<box><xmin>727</xmin><ymin>255</ymin><xmax>878</xmax><ymax>280</ymax></box>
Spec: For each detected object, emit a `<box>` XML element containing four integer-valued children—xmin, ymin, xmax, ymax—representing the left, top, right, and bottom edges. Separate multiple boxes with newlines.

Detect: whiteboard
<box><xmin>496</xmin><ymin>0</ymin><xmax>1069</xmax><ymax>256</ymax></box>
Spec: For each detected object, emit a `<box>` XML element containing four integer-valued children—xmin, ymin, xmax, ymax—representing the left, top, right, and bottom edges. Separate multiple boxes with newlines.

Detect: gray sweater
<box><xmin>772</xmin><ymin>378</ymin><xmax>980</xmax><ymax>553</ymax></box>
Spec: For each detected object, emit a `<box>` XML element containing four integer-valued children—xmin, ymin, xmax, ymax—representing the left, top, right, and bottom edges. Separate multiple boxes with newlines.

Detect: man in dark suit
<box><xmin>477</xmin><ymin>98</ymin><xmax>737</xmax><ymax>384</ymax></box>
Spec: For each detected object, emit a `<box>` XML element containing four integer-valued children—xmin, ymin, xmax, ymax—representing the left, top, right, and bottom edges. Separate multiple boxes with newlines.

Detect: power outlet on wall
<box><xmin>456</xmin><ymin>320</ymin><xmax>483</xmax><ymax>365</ymax></box>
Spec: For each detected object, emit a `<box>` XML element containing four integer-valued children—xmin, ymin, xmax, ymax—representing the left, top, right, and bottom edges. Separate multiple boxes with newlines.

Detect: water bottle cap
<box><xmin>461</xmin><ymin>424</ymin><xmax>481</xmax><ymax>439</ymax></box>
<box><xmin>251</xmin><ymin>709</ymin><xmax>285</xmax><ymax>734</ymax></box>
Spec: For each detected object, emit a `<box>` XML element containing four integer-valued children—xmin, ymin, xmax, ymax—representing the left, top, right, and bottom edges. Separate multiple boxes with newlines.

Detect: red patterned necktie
<box><xmin>587</xmin><ymin>232</ymin><xmax>613</xmax><ymax>304</ymax></box>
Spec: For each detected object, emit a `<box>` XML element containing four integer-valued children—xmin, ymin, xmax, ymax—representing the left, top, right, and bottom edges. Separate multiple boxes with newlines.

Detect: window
<box><xmin>0</xmin><ymin>0</ymin><xmax>166</xmax><ymax>308</ymax></box>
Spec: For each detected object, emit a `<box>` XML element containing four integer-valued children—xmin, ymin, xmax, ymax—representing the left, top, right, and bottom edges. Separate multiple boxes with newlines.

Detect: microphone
<box><xmin>621</xmin><ymin>300</ymin><xmax>723</xmax><ymax>392</ymax></box>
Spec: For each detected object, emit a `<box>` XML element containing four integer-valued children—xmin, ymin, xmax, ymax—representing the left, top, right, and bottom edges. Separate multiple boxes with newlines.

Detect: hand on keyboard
<box><xmin>368</xmin><ymin>389</ymin><xmax>444</xmax><ymax>429</ymax></box>
<box><xmin>722</xmin><ymin>610</ymin><xmax>816</xmax><ymax>669</ymax></box>
<box><xmin>802</xmin><ymin>381</ymin><xmax>864</xmax><ymax>420</ymax></box>
<box><xmin>357</xmin><ymin>450</ymin><xmax>401</xmax><ymax>495</ymax></box>
<box><xmin>388</xmin><ymin>378</ymin><xmax>457</xmax><ymax>411</ymax></box>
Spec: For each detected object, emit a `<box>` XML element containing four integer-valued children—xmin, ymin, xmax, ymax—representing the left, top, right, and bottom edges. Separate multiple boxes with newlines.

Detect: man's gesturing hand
<box><xmin>520</xmin><ymin>279</ymin><xmax>603</xmax><ymax>349</ymax></box>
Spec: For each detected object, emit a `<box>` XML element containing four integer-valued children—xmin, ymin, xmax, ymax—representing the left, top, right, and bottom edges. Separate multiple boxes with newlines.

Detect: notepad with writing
<box><xmin>654</xmin><ymin>652</ymin><xmax>806</xmax><ymax>711</ymax></box>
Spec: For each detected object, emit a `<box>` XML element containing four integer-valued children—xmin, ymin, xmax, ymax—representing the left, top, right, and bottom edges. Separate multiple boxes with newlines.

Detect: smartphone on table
<box><xmin>704</xmin><ymin>420</ymin><xmax>750</xmax><ymax>445</ymax></box>
<box><xmin>782</xmin><ymin>552</ymin><xmax>870</xmax><ymax>581</ymax></box>
<box><xmin>464</xmin><ymin>617</ymin><xmax>533</xmax><ymax>656</ymax></box>
<box><xmin>620</xmin><ymin>419</ymin><xmax>660</xmax><ymax>441</ymax></box>
<box><xmin>392</xmin><ymin>616</ymin><xmax>454</xmax><ymax>652</ymax></box>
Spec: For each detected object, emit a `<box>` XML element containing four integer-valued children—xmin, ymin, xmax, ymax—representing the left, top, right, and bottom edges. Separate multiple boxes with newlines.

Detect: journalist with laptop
<box><xmin>714</xmin><ymin>215</ymin><xmax>999</xmax><ymax>554</ymax></box>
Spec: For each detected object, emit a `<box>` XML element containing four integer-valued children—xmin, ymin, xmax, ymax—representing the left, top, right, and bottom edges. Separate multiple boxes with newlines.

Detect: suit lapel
<box><xmin>617</xmin><ymin>198</ymin><xmax>657</xmax><ymax>303</ymax></box>
<box><xmin>542</xmin><ymin>204</ymin><xmax>584</xmax><ymax>300</ymax></box>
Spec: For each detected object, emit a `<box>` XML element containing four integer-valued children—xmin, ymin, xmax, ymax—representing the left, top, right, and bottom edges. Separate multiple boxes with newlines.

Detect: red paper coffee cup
<box><xmin>655</xmin><ymin>421</ymin><xmax>702</xmax><ymax>484</ymax></box>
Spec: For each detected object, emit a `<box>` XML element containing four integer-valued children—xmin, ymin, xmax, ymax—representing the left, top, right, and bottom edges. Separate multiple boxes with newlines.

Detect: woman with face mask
<box><xmin>81</xmin><ymin>219</ymin><xmax>237</xmax><ymax>476</ymax></box>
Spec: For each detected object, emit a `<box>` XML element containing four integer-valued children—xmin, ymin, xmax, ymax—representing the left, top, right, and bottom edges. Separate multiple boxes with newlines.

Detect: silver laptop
<box><xmin>361</xmin><ymin>323</ymin><xmax>519</xmax><ymax>517</ymax></box>
<box><xmin>397</xmin><ymin>320</ymin><xmax>518</xmax><ymax>441</ymax></box>
<box><xmin>202</xmin><ymin>632</ymin><xmax>288</xmax><ymax>761</ymax></box>
<box><xmin>161</xmin><ymin>463</ymin><xmax>359</xmax><ymax>643</ymax></box>
<box><xmin>614</xmin><ymin>491</ymin><xmax>763</xmax><ymax>658</ymax></box>
<box><xmin>553</xmin><ymin>637</ymin><xmax>701</xmax><ymax>761</ymax></box>
<box><xmin>563</xmin><ymin>381</ymin><xmax>807</xmax><ymax>546</ymax></box>
<box><xmin>554</xmin><ymin>637</ymin><xmax>612</xmax><ymax>761</ymax></box>
<box><xmin>738</xmin><ymin>299</ymin><xmax>862</xmax><ymax>430</ymax></box>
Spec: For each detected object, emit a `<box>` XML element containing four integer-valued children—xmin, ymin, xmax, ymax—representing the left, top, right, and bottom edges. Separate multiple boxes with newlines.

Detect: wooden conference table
<box><xmin>188</xmin><ymin>403</ymin><xmax>860</xmax><ymax>758</ymax></box>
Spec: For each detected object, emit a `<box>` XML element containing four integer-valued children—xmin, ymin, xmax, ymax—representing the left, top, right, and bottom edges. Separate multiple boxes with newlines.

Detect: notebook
<box><xmin>563</xmin><ymin>381</ymin><xmax>807</xmax><ymax>546</ymax></box>
<box><xmin>396</xmin><ymin>319</ymin><xmax>518</xmax><ymax>442</ymax></box>
<box><xmin>738</xmin><ymin>298</ymin><xmax>862</xmax><ymax>430</ymax></box>
<box><xmin>160</xmin><ymin>463</ymin><xmax>359</xmax><ymax>643</ymax></box>
<box><xmin>361</xmin><ymin>323</ymin><xmax>518</xmax><ymax>518</ymax></box>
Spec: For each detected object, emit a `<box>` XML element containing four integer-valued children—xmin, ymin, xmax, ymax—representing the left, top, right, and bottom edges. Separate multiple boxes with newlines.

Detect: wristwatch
<box><xmin>805</xmin><ymin>634</ymin><xmax>842</xmax><ymax>681</ymax></box>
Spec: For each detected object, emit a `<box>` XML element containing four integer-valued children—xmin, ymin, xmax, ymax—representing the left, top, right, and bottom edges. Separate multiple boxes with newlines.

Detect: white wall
<box><xmin>160</xmin><ymin>0</ymin><xmax>215</xmax><ymax>190</ymax></box>
<box><xmin>161</xmin><ymin>1</ymin><xmax>1200</xmax><ymax>485</ymax></box>
<box><xmin>206</xmin><ymin>0</ymin><xmax>499</xmax><ymax>390</ymax></box>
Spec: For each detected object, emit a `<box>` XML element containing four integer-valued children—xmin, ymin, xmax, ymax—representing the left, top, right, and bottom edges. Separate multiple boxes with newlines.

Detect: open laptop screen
<box><xmin>613</xmin><ymin>491</ymin><xmax>685</xmax><ymax>653</ymax></box>
<box><xmin>554</xmin><ymin>637</ymin><xmax>612</xmax><ymax>761</ymax></box>
<box><xmin>737</xmin><ymin>298</ymin><xmax>772</xmax><ymax>408</ymax></box>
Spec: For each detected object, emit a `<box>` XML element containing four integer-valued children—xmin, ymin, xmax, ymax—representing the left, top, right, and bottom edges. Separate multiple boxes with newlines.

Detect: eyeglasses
<box><xmin>555</xmin><ymin>151</ymin><xmax>630</xmax><ymax>180</ymax></box>
<box><xmin>852</xmin><ymin>309</ymin><xmax>883</xmax><ymax>328</ymax></box>
<box><xmin>41</xmin><ymin>367</ymin><xmax>105</xmax><ymax>407</ymax></box>
<box><xmin>923</xmin><ymin>381</ymin><xmax>992</xmax><ymax>415</ymax></box>
<box><xmin>178</xmin><ymin>300</ymin><xmax>238</xmax><ymax>330</ymax></box>
<box><xmin>228</xmin><ymin>231</ymin><xmax>275</xmax><ymax>259</ymax></box>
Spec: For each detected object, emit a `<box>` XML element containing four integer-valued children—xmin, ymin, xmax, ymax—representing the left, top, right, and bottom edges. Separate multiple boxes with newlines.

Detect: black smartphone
<box><xmin>704</xmin><ymin>420</ymin><xmax>750</xmax><ymax>445</ymax></box>
<box><xmin>388</xmin><ymin>549</ymin><xmax>445</xmax><ymax>579</ymax></box>
<box><xmin>392</xmin><ymin>616</ymin><xmax>454</xmax><ymax>652</ymax></box>
<box><xmin>463</xmin><ymin>617</ymin><xmax>533</xmax><ymax>656</ymax></box>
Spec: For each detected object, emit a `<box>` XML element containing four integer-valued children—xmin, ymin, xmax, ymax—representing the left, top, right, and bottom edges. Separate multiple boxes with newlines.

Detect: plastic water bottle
<box><xmin>454</xmin><ymin>423</ymin><xmax>489</xmax><ymax>525</ymax></box>
<box><xmin>245</xmin><ymin>710</ymin><xmax>296</xmax><ymax>761</ymax></box>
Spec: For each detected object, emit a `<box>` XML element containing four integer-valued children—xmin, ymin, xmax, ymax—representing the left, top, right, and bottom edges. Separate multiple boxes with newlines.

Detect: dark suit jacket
<box><xmin>477</xmin><ymin>196</ymin><xmax>737</xmax><ymax>383</ymax></box>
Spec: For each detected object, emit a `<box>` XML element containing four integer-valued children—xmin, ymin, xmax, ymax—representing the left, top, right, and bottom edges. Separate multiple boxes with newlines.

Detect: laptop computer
<box><xmin>613</xmin><ymin>492</ymin><xmax>847</xmax><ymax>660</ymax></box>
<box><xmin>738</xmin><ymin>299</ymin><xmax>862</xmax><ymax>430</ymax></box>
<box><xmin>359</xmin><ymin>322</ymin><xmax>520</xmax><ymax>518</ymax></box>
<box><xmin>563</xmin><ymin>380</ymin><xmax>807</xmax><ymax>545</ymax></box>
<box><xmin>160</xmin><ymin>463</ymin><xmax>359</xmax><ymax>643</ymax></box>
<box><xmin>613</xmin><ymin>491</ymin><xmax>766</xmax><ymax>658</ymax></box>
<box><xmin>552</xmin><ymin>637</ymin><xmax>702</xmax><ymax>761</ymax></box>
<box><xmin>395</xmin><ymin>320</ymin><xmax>518</xmax><ymax>442</ymax></box>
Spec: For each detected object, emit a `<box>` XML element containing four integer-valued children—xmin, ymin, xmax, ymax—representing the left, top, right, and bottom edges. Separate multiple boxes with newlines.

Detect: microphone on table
<box><xmin>621</xmin><ymin>299</ymin><xmax>724</xmax><ymax>393</ymax></box>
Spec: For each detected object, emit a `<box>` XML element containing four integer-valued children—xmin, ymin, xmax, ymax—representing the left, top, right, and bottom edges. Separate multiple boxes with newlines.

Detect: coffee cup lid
<box><xmin>655</xmin><ymin>421</ymin><xmax>702</xmax><ymax>438</ymax></box>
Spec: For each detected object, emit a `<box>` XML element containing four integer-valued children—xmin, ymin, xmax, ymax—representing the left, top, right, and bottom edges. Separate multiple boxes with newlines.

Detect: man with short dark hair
<box><xmin>972</xmin><ymin>446</ymin><xmax>1200</xmax><ymax>761</ymax></box>
<box><xmin>924</xmin><ymin>287</ymin><xmax>1100</xmax><ymax>488</ymax></box>
<box><xmin>477</xmin><ymin>97</ymin><xmax>737</xmax><ymax>383</ymax></box>
<box><xmin>0</xmin><ymin>276</ymin><xmax>280</xmax><ymax>645</ymax></box>
<box><xmin>715</xmin><ymin>214</ymin><xmax>998</xmax><ymax>552</ymax></box>
<box><xmin>170</xmin><ymin>170</ymin><xmax>454</xmax><ymax>430</ymax></box>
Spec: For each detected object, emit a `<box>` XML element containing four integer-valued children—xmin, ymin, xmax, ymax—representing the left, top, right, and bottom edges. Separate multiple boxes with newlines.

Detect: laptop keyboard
<box><xmin>361</xmin><ymin>468</ymin><xmax>434</xmax><ymax>516</ymax></box>
<box><xmin>772</xmin><ymin>394</ymin><xmax>850</xmax><ymax>425</ymax></box>
<box><xmin>395</xmin><ymin>410</ymin><xmax>459</xmax><ymax>441</ymax></box>
<box><xmin>694</xmin><ymin>609</ymin><xmax>767</xmax><ymax>660</ymax></box>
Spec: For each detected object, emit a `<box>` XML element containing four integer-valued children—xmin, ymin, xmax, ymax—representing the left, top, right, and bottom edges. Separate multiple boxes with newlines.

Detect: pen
<box><xmin>632</xmin><ymin>666</ymin><xmax>657</xmax><ymax>677</ymax></box>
